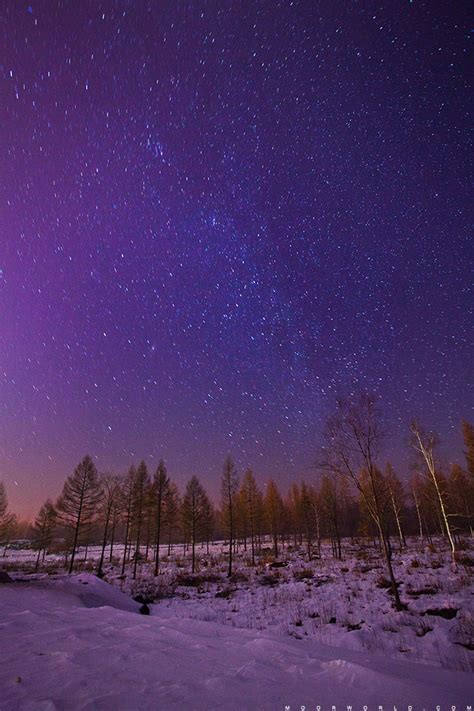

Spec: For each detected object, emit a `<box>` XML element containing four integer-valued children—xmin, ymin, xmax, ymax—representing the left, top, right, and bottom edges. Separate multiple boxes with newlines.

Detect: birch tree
<box><xmin>411</xmin><ymin>423</ymin><xmax>457</xmax><ymax>568</ymax></box>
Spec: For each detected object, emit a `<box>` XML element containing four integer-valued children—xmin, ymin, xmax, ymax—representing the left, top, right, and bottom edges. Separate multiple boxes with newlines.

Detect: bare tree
<box><xmin>56</xmin><ymin>455</ymin><xmax>100</xmax><ymax>574</ymax></box>
<box><xmin>321</xmin><ymin>395</ymin><xmax>404</xmax><ymax>610</ymax></box>
<box><xmin>385</xmin><ymin>464</ymin><xmax>406</xmax><ymax>551</ymax></box>
<box><xmin>221</xmin><ymin>455</ymin><xmax>239</xmax><ymax>577</ymax></box>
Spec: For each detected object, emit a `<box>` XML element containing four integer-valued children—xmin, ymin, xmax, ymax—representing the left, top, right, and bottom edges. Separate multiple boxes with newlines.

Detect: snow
<box><xmin>1</xmin><ymin>570</ymin><xmax>472</xmax><ymax>710</ymax></box>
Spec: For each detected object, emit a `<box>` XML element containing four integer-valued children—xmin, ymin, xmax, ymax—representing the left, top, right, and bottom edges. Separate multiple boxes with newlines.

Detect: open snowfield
<box><xmin>1</xmin><ymin>540</ymin><xmax>473</xmax><ymax>710</ymax></box>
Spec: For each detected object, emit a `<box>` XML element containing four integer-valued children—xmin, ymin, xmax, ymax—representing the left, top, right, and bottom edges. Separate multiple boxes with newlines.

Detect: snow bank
<box><xmin>0</xmin><ymin>575</ymin><xmax>472</xmax><ymax>710</ymax></box>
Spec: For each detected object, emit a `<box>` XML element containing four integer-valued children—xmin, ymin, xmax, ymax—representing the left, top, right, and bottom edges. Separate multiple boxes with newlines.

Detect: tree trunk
<box><xmin>97</xmin><ymin>511</ymin><xmax>110</xmax><ymax>576</ymax></box>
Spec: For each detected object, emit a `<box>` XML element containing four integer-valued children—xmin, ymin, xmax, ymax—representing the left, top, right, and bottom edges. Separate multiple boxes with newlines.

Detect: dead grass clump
<box><xmin>406</xmin><ymin>585</ymin><xmax>439</xmax><ymax>596</ymax></box>
<box><xmin>455</xmin><ymin>553</ymin><xmax>474</xmax><ymax>567</ymax></box>
<box><xmin>175</xmin><ymin>572</ymin><xmax>221</xmax><ymax>587</ymax></box>
<box><xmin>293</xmin><ymin>569</ymin><xmax>314</xmax><ymax>581</ymax></box>
<box><xmin>259</xmin><ymin>572</ymin><xmax>280</xmax><ymax>587</ymax></box>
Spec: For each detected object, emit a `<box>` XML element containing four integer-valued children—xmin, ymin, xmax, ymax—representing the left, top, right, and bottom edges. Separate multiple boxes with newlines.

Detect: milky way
<box><xmin>1</xmin><ymin>1</ymin><xmax>472</xmax><ymax>518</ymax></box>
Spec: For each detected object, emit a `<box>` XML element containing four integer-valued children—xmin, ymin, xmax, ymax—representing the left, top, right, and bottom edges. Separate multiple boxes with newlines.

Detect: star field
<box><xmin>0</xmin><ymin>1</ymin><xmax>472</xmax><ymax>518</ymax></box>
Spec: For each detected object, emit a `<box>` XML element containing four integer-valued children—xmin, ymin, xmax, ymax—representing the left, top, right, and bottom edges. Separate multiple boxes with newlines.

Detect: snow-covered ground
<box><xmin>1</xmin><ymin>540</ymin><xmax>473</xmax><ymax>709</ymax></box>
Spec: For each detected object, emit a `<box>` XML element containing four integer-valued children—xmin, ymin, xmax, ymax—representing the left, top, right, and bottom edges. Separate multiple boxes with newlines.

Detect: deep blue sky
<box><xmin>1</xmin><ymin>1</ymin><xmax>472</xmax><ymax>518</ymax></box>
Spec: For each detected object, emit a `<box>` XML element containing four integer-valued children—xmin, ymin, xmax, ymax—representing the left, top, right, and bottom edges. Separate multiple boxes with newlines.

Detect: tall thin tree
<box><xmin>56</xmin><ymin>455</ymin><xmax>100</xmax><ymax>574</ymax></box>
<box><xmin>132</xmin><ymin>461</ymin><xmax>150</xmax><ymax>580</ymax></box>
<box><xmin>32</xmin><ymin>499</ymin><xmax>57</xmax><ymax>571</ymax></box>
<box><xmin>181</xmin><ymin>475</ymin><xmax>207</xmax><ymax>573</ymax></box>
<box><xmin>153</xmin><ymin>460</ymin><xmax>169</xmax><ymax>575</ymax></box>
<box><xmin>221</xmin><ymin>455</ymin><xmax>239</xmax><ymax>578</ymax></box>
<box><xmin>96</xmin><ymin>473</ymin><xmax>121</xmax><ymax>577</ymax></box>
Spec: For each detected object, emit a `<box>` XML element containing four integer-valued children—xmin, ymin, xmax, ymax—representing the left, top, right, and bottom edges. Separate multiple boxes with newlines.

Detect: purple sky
<box><xmin>1</xmin><ymin>1</ymin><xmax>472</xmax><ymax>520</ymax></box>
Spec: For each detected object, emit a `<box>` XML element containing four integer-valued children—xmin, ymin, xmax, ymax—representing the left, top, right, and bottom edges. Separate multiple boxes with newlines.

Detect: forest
<box><xmin>2</xmin><ymin>397</ymin><xmax>473</xmax><ymax>609</ymax></box>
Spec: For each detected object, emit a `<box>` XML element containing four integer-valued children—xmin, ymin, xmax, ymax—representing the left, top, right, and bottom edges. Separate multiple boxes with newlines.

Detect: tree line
<box><xmin>1</xmin><ymin>396</ymin><xmax>473</xmax><ymax>601</ymax></box>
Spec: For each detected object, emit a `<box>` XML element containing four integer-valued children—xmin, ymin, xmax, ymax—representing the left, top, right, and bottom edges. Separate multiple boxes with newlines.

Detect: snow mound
<box><xmin>0</xmin><ymin>577</ymin><xmax>472</xmax><ymax>710</ymax></box>
<box><xmin>2</xmin><ymin>573</ymin><xmax>141</xmax><ymax>614</ymax></box>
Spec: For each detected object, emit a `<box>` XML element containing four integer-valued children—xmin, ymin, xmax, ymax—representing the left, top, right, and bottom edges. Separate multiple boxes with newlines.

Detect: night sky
<box><xmin>1</xmin><ymin>1</ymin><xmax>472</xmax><ymax>519</ymax></box>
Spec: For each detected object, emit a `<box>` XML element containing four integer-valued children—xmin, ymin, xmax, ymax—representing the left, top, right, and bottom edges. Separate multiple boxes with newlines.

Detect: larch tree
<box><xmin>240</xmin><ymin>469</ymin><xmax>262</xmax><ymax>565</ymax></box>
<box><xmin>321</xmin><ymin>394</ymin><xmax>404</xmax><ymax>610</ymax></box>
<box><xmin>121</xmin><ymin>466</ymin><xmax>136</xmax><ymax>575</ymax></box>
<box><xmin>263</xmin><ymin>479</ymin><xmax>284</xmax><ymax>559</ymax></box>
<box><xmin>462</xmin><ymin>420</ymin><xmax>474</xmax><ymax>477</ymax></box>
<box><xmin>287</xmin><ymin>483</ymin><xmax>302</xmax><ymax>549</ymax></box>
<box><xmin>461</xmin><ymin>420</ymin><xmax>474</xmax><ymax>535</ymax></box>
<box><xmin>132</xmin><ymin>460</ymin><xmax>150</xmax><ymax>580</ymax></box>
<box><xmin>448</xmin><ymin>464</ymin><xmax>473</xmax><ymax>537</ymax></box>
<box><xmin>221</xmin><ymin>455</ymin><xmax>239</xmax><ymax>577</ymax></box>
<box><xmin>201</xmin><ymin>491</ymin><xmax>215</xmax><ymax>554</ymax></box>
<box><xmin>56</xmin><ymin>455</ymin><xmax>100</xmax><ymax>574</ymax></box>
<box><xmin>0</xmin><ymin>482</ymin><xmax>16</xmax><ymax>543</ymax></box>
<box><xmin>164</xmin><ymin>481</ymin><xmax>181</xmax><ymax>555</ymax></box>
<box><xmin>108</xmin><ymin>479</ymin><xmax>123</xmax><ymax>562</ymax></box>
<box><xmin>319</xmin><ymin>475</ymin><xmax>342</xmax><ymax>559</ymax></box>
<box><xmin>299</xmin><ymin>481</ymin><xmax>317</xmax><ymax>560</ymax></box>
<box><xmin>181</xmin><ymin>475</ymin><xmax>208</xmax><ymax>573</ymax></box>
<box><xmin>153</xmin><ymin>460</ymin><xmax>169</xmax><ymax>575</ymax></box>
<box><xmin>32</xmin><ymin>499</ymin><xmax>57</xmax><ymax>570</ymax></box>
<box><xmin>96</xmin><ymin>473</ymin><xmax>121</xmax><ymax>577</ymax></box>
